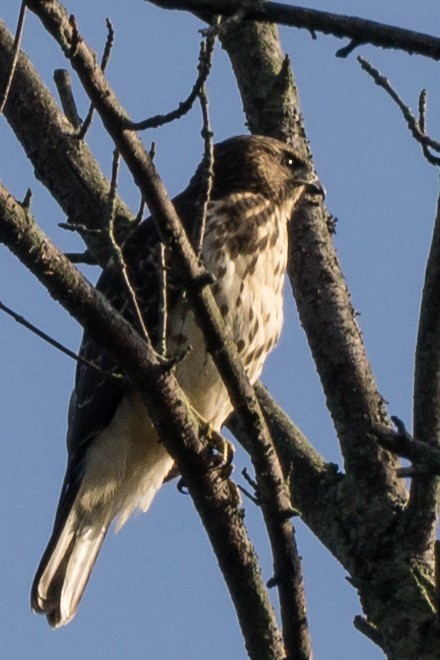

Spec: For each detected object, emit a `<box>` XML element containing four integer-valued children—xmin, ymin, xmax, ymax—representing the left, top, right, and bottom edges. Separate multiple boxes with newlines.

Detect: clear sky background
<box><xmin>1</xmin><ymin>1</ymin><xmax>440</xmax><ymax>659</ymax></box>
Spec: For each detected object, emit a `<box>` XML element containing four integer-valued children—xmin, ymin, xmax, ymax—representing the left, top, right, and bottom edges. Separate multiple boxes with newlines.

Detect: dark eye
<box><xmin>283</xmin><ymin>153</ymin><xmax>303</xmax><ymax>170</ymax></box>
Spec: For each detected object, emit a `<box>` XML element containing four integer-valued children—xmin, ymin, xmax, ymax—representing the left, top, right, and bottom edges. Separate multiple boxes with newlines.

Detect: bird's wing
<box><xmin>66</xmin><ymin>187</ymin><xmax>201</xmax><ymax>464</ymax></box>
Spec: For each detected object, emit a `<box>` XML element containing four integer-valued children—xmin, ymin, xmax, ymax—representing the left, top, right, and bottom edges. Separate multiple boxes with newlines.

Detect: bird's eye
<box><xmin>283</xmin><ymin>153</ymin><xmax>303</xmax><ymax>170</ymax></box>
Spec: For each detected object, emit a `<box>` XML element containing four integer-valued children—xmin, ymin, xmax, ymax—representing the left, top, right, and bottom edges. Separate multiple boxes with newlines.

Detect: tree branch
<box><xmin>218</xmin><ymin>7</ymin><xmax>405</xmax><ymax>526</ymax></box>
<box><xmin>0</xmin><ymin>181</ymin><xmax>284</xmax><ymax>660</ymax></box>
<box><xmin>0</xmin><ymin>297</ymin><xmax>124</xmax><ymax>382</ymax></box>
<box><xmin>216</xmin><ymin>11</ymin><xmax>440</xmax><ymax>657</ymax></box>
<box><xmin>53</xmin><ymin>68</ymin><xmax>82</xmax><ymax>129</ymax></box>
<box><xmin>122</xmin><ymin>30</ymin><xmax>216</xmax><ymax>131</ymax></box>
<box><xmin>358</xmin><ymin>56</ymin><xmax>440</xmax><ymax>166</ymax></box>
<box><xmin>404</xmin><ymin>193</ymin><xmax>440</xmax><ymax>562</ymax></box>
<box><xmin>0</xmin><ymin>18</ymin><xmax>134</xmax><ymax>264</ymax></box>
<box><xmin>146</xmin><ymin>0</ymin><xmax>440</xmax><ymax>62</ymax></box>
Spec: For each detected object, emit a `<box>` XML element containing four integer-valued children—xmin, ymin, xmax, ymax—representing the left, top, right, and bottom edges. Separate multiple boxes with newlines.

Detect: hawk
<box><xmin>31</xmin><ymin>135</ymin><xmax>322</xmax><ymax>627</ymax></box>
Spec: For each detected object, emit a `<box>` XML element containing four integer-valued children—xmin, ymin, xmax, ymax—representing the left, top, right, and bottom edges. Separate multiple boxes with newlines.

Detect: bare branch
<box><xmin>358</xmin><ymin>57</ymin><xmax>440</xmax><ymax>166</ymax></box>
<box><xmin>403</xmin><ymin>194</ymin><xmax>440</xmax><ymax>561</ymax></box>
<box><xmin>122</xmin><ymin>30</ymin><xmax>216</xmax><ymax>131</ymax></box>
<box><xmin>146</xmin><ymin>0</ymin><xmax>440</xmax><ymax>62</ymax></box>
<box><xmin>65</xmin><ymin>249</ymin><xmax>99</xmax><ymax>264</ymax></box>
<box><xmin>78</xmin><ymin>17</ymin><xmax>115</xmax><ymax>139</ymax></box>
<box><xmin>0</xmin><ymin>297</ymin><xmax>124</xmax><ymax>382</ymax></box>
<box><xmin>105</xmin><ymin>148</ymin><xmax>152</xmax><ymax>343</ymax></box>
<box><xmin>157</xmin><ymin>242</ymin><xmax>168</xmax><ymax>356</ymax></box>
<box><xmin>0</xmin><ymin>1</ymin><xmax>26</xmax><ymax>115</ymax></box>
<box><xmin>195</xmin><ymin>83</ymin><xmax>214</xmax><ymax>255</ymax></box>
<box><xmin>419</xmin><ymin>88</ymin><xmax>427</xmax><ymax>134</ymax></box>
<box><xmin>353</xmin><ymin>616</ymin><xmax>385</xmax><ymax>651</ymax></box>
<box><xmin>53</xmin><ymin>68</ymin><xmax>82</xmax><ymax>129</ymax></box>
<box><xmin>0</xmin><ymin>18</ymin><xmax>135</xmax><ymax>264</ymax></box>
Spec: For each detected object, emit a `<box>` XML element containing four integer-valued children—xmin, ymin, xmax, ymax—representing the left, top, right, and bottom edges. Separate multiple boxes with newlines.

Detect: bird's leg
<box><xmin>204</xmin><ymin>425</ymin><xmax>235</xmax><ymax>478</ymax></box>
<box><xmin>174</xmin><ymin>420</ymin><xmax>236</xmax><ymax>496</ymax></box>
<box><xmin>187</xmin><ymin>405</ymin><xmax>235</xmax><ymax>477</ymax></box>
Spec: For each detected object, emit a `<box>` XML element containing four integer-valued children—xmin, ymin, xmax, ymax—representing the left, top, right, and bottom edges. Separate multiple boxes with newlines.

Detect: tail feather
<box><xmin>31</xmin><ymin>504</ymin><xmax>110</xmax><ymax>628</ymax></box>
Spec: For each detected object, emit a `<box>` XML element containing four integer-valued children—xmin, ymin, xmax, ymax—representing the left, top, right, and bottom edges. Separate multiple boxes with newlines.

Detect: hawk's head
<box><xmin>207</xmin><ymin>135</ymin><xmax>323</xmax><ymax>204</ymax></box>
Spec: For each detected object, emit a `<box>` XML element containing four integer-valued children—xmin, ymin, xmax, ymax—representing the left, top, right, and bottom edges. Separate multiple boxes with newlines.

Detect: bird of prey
<box><xmin>31</xmin><ymin>134</ymin><xmax>322</xmax><ymax>628</ymax></box>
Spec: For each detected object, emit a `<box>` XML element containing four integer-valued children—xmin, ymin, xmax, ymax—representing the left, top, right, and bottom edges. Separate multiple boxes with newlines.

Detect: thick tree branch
<box><xmin>147</xmin><ymin>0</ymin><xmax>440</xmax><ymax>62</ymax></box>
<box><xmin>215</xmin><ymin>12</ymin><xmax>440</xmax><ymax>658</ymax></box>
<box><xmin>0</xmin><ymin>18</ymin><xmax>134</xmax><ymax>264</ymax></box>
<box><xmin>219</xmin><ymin>10</ymin><xmax>405</xmax><ymax>521</ymax></box>
<box><xmin>0</xmin><ymin>181</ymin><xmax>284</xmax><ymax>660</ymax></box>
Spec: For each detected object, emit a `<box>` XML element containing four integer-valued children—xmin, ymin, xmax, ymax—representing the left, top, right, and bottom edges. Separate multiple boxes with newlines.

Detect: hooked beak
<box><xmin>294</xmin><ymin>176</ymin><xmax>326</xmax><ymax>199</ymax></box>
<box><xmin>305</xmin><ymin>178</ymin><xmax>326</xmax><ymax>198</ymax></box>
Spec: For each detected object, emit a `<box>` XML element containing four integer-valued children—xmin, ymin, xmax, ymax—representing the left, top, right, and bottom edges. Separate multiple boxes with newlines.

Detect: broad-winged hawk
<box><xmin>31</xmin><ymin>135</ymin><xmax>322</xmax><ymax>627</ymax></box>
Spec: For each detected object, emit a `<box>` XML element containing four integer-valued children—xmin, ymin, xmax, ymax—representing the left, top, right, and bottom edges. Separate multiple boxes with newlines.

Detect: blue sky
<box><xmin>1</xmin><ymin>1</ymin><xmax>440</xmax><ymax>658</ymax></box>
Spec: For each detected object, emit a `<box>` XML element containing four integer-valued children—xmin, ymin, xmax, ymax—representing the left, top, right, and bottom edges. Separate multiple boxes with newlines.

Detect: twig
<box><xmin>58</xmin><ymin>222</ymin><xmax>104</xmax><ymax>236</ymax></box>
<box><xmin>335</xmin><ymin>39</ymin><xmax>363</xmax><ymax>58</ymax></box>
<box><xmin>157</xmin><ymin>242</ymin><xmax>168</xmax><ymax>356</ymax></box>
<box><xmin>236</xmin><ymin>483</ymin><xmax>260</xmax><ymax>506</ymax></box>
<box><xmin>230</xmin><ymin>410</ymin><xmax>313</xmax><ymax>659</ymax></box>
<box><xmin>77</xmin><ymin>18</ymin><xmax>114</xmax><ymax>139</ymax></box>
<box><xmin>22</xmin><ymin>188</ymin><xmax>32</xmax><ymax>209</ymax></box>
<box><xmin>65</xmin><ymin>249</ymin><xmax>98</xmax><ymax>265</ymax></box>
<box><xmin>0</xmin><ymin>0</ymin><xmax>26</xmax><ymax>116</ymax></box>
<box><xmin>195</xmin><ymin>83</ymin><xmax>214</xmax><ymax>255</ymax></box>
<box><xmin>122</xmin><ymin>31</ymin><xmax>216</xmax><ymax>130</ymax></box>
<box><xmin>135</xmin><ymin>196</ymin><xmax>146</xmax><ymax>226</ymax></box>
<box><xmin>0</xmin><ymin>298</ymin><xmax>123</xmax><ymax>382</ymax></box>
<box><xmin>358</xmin><ymin>57</ymin><xmax>440</xmax><ymax>166</ymax></box>
<box><xmin>200</xmin><ymin>10</ymin><xmax>245</xmax><ymax>37</ymax></box>
<box><xmin>374</xmin><ymin>417</ymin><xmax>440</xmax><ymax>476</ymax></box>
<box><xmin>419</xmin><ymin>89</ymin><xmax>427</xmax><ymax>134</ymax></box>
<box><xmin>242</xmin><ymin>466</ymin><xmax>258</xmax><ymax>492</ymax></box>
<box><xmin>353</xmin><ymin>615</ymin><xmax>385</xmax><ymax>650</ymax></box>
<box><xmin>106</xmin><ymin>148</ymin><xmax>151</xmax><ymax>343</ymax></box>
<box><xmin>53</xmin><ymin>69</ymin><xmax>82</xmax><ymax>129</ymax></box>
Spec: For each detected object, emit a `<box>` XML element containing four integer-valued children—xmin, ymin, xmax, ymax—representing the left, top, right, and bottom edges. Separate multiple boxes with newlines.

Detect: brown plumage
<box><xmin>31</xmin><ymin>135</ymin><xmax>322</xmax><ymax>628</ymax></box>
